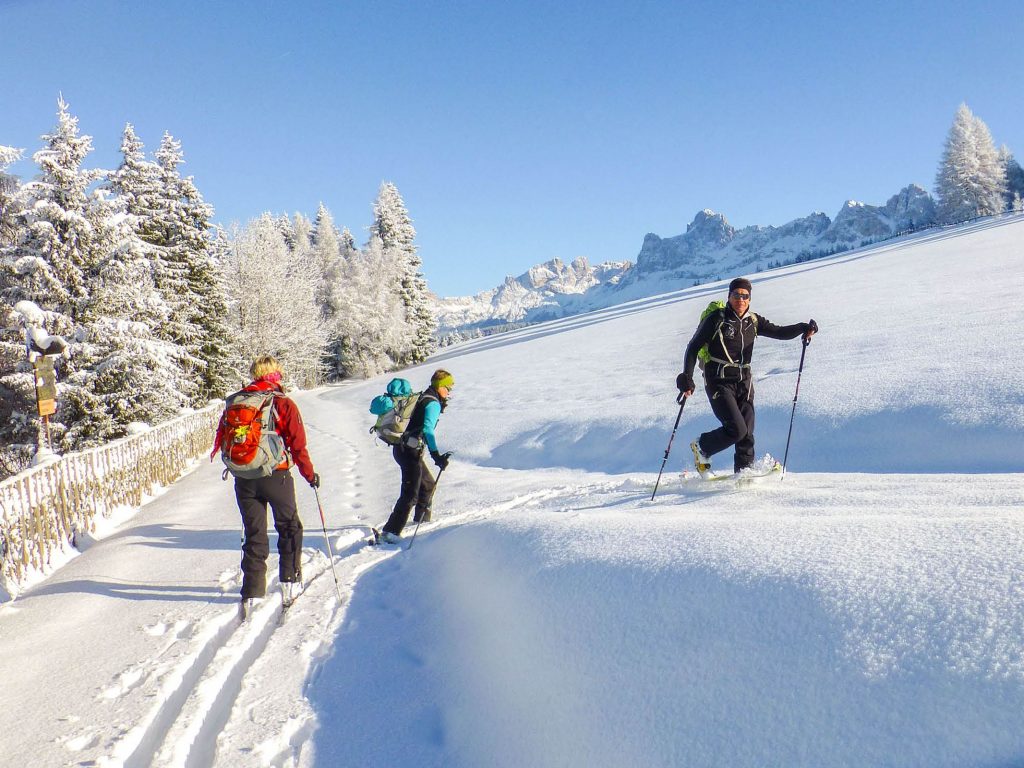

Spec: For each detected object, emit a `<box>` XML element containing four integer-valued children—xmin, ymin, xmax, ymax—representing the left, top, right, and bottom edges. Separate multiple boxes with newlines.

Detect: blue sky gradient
<box><xmin>2</xmin><ymin>0</ymin><xmax>1022</xmax><ymax>295</ymax></box>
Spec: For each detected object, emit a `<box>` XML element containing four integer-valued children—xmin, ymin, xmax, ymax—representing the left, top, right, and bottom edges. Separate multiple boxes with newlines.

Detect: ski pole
<box><xmin>408</xmin><ymin>463</ymin><xmax>446</xmax><ymax>551</ymax></box>
<box><xmin>781</xmin><ymin>336</ymin><xmax>811</xmax><ymax>480</ymax></box>
<box><xmin>313</xmin><ymin>486</ymin><xmax>344</xmax><ymax>602</ymax></box>
<box><xmin>651</xmin><ymin>392</ymin><xmax>688</xmax><ymax>501</ymax></box>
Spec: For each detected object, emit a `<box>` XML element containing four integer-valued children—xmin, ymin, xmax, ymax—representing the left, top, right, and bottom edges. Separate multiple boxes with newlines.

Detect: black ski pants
<box><xmin>384</xmin><ymin>443</ymin><xmax>436</xmax><ymax>536</ymax></box>
<box><xmin>235</xmin><ymin>471</ymin><xmax>303</xmax><ymax>599</ymax></box>
<box><xmin>698</xmin><ymin>376</ymin><xmax>756</xmax><ymax>473</ymax></box>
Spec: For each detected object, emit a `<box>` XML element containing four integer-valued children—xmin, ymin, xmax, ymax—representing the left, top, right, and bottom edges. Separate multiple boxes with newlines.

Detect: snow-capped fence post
<box><xmin>0</xmin><ymin>403</ymin><xmax>221</xmax><ymax>599</ymax></box>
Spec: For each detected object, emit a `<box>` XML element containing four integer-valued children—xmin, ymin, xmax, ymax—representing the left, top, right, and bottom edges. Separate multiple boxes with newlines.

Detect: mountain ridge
<box><xmin>435</xmin><ymin>184</ymin><xmax>937</xmax><ymax>338</ymax></box>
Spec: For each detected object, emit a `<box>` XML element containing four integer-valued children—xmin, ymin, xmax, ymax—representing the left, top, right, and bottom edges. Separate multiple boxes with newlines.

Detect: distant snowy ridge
<box><xmin>435</xmin><ymin>256</ymin><xmax>631</xmax><ymax>333</ymax></box>
<box><xmin>436</xmin><ymin>184</ymin><xmax>936</xmax><ymax>336</ymax></box>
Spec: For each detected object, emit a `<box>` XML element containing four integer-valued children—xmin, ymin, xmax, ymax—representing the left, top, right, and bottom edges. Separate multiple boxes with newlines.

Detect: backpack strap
<box><xmin>259</xmin><ymin>392</ymin><xmax>279</xmax><ymax>433</ymax></box>
<box><xmin>401</xmin><ymin>391</ymin><xmax>440</xmax><ymax>448</ymax></box>
<box><xmin>706</xmin><ymin>311</ymin><xmax>758</xmax><ymax>376</ymax></box>
<box><xmin>708</xmin><ymin>309</ymin><xmax>730</xmax><ymax>363</ymax></box>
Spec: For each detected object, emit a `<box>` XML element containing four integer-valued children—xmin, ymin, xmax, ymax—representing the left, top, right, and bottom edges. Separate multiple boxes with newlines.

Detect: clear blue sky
<box><xmin>2</xmin><ymin>0</ymin><xmax>1022</xmax><ymax>296</ymax></box>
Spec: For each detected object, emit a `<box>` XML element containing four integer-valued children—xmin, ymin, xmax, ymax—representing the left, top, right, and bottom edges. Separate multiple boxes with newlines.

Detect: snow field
<box><xmin>1</xmin><ymin>218</ymin><xmax>1023</xmax><ymax>767</ymax></box>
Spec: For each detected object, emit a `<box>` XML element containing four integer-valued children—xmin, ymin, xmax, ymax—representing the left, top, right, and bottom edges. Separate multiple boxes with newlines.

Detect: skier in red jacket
<box><xmin>213</xmin><ymin>355</ymin><xmax>318</xmax><ymax>613</ymax></box>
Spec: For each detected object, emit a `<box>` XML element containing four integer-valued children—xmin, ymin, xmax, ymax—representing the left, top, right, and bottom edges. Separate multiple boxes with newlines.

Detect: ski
<box><xmin>366</xmin><ymin>526</ymin><xmax>382</xmax><ymax>546</ymax></box>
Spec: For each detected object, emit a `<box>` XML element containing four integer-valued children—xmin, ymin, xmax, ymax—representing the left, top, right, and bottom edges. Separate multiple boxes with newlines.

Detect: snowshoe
<box><xmin>690</xmin><ymin>440</ymin><xmax>711</xmax><ymax>477</ymax></box>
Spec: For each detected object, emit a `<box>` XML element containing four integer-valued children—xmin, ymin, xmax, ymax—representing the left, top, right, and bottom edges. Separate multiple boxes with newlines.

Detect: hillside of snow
<box><xmin>0</xmin><ymin>216</ymin><xmax>1022</xmax><ymax>767</ymax></box>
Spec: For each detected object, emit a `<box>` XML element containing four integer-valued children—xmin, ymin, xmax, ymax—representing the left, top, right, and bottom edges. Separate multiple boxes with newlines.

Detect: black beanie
<box><xmin>728</xmin><ymin>277</ymin><xmax>752</xmax><ymax>294</ymax></box>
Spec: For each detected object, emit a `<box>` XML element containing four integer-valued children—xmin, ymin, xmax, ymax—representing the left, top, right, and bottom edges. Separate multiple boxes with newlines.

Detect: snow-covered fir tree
<box><xmin>339</xmin><ymin>226</ymin><xmax>358</xmax><ymax>261</ymax></box>
<box><xmin>935</xmin><ymin>104</ymin><xmax>1007</xmax><ymax>224</ymax></box>
<box><xmin>370</xmin><ymin>182</ymin><xmax>436</xmax><ymax>363</ymax></box>
<box><xmin>275</xmin><ymin>214</ymin><xmax>297</xmax><ymax>251</ymax></box>
<box><xmin>311</xmin><ymin>203</ymin><xmax>342</xmax><ymax>317</ymax></box>
<box><xmin>1</xmin><ymin>149</ymin><xmax>45</xmax><ymax>475</ymax></box>
<box><xmin>310</xmin><ymin>204</ymin><xmax>347</xmax><ymax>372</ymax></box>
<box><xmin>151</xmin><ymin>132</ymin><xmax>238</xmax><ymax>401</ymax></box>
<box><xmin>224</xmin><ymin>214</ymin><xmax>328</xmax><ymax>387</ymax></box>
<box><xmin>0</xmin><ymin>146</ymin><xmax>23</xmax><ymax>248</ymax></box>
<box><xmin>87</xmin><ymin>196</ymin><xmax>195</xmax><ymax>430</ymax></box>
<box><xmin>0</xmin><ymin>98</ymin><xmax>116</xmax><ymax>453</ymax></box>
<box><xmin>999</xmin><ymin>145</ymin><xmax>1024</xmax><ymax>212</ymax></box>
<box><xmin>331</xmin><ymin>234</ymin><xmax>414</xmax><ymax>378</ymax></box>
<box><xmin>290</xmin><ymin>213</ymin><xmax>314</xmax><ymax>259</ymax></box>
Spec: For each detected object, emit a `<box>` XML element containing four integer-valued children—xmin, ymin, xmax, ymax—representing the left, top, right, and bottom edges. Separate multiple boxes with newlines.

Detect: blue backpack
<box><xmin>369</xmin><ymin>378</ymin><xmax>420</xmax><ymax>445</ymax></box>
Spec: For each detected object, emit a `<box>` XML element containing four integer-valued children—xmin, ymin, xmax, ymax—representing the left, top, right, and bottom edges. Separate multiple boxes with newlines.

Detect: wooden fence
<box><xmin>0</xmin><ymin>403</ymin><xmax>221</xmax><ymax>597</ymax></box>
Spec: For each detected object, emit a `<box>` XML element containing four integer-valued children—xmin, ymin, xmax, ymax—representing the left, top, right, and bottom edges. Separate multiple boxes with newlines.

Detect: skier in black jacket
<box><xmin>677</xmin><ymin>277</ymin><xmax>817</xmax><ymax>475</ymax></box>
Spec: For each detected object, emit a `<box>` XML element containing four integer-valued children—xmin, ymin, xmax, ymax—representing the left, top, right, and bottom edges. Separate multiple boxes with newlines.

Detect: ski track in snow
<box><xmin>69</xmin><ymin>419</ymin><xmax>379</xmax><ymax>768</ymax></box>
<box><xmin>45</xmin><ymin>391</ymin><xmax>563</xmax><ymax>768</ymax></box>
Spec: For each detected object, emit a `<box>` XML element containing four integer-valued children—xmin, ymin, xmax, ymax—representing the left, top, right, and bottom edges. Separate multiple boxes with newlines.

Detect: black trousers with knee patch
<box><xmin>698</xmin><ymin>377</ymin><xmax>756</xmax><ymax>473</ymax></box>
<box><xmin>235</xmin><ymin>471</ymin><xmax>303</xmax><ymax>599</ymax></box>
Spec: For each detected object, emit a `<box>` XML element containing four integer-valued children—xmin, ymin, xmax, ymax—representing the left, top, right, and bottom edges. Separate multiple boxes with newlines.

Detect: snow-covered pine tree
<box><xmin>0</xmin><ymin>141</ymin><xmax>35</xmax><ymax>476</ymax></box>
<box><xmin>275</xmin><ymin>214</ymin><xmax>297</xmax><ymax>251</ymax></box>
<box><xmin>290</xmin><ymin>213</ymin><xmax>314</xmax><ymax>258</ymax></box>
<box><xmin>310</xmin><ymin>204</ymin><xmax>347</xmax><ymax>373</ymax></box>
<box><xmin>312</xmin><ymin>203</ymin><xmax>342</xmax><ymax>317</ymax></box>
<box><xmin>935</xmin><ymin>104</ymin><xmax>1007</xmax><ymax>224</ymax></box>
<box><xmin>331</xmin><ymin>234</ymin><xmax>414</xmax><ymax>378</ymax></box>
<box><xmin>998</xmin><ymin>145</ymin><xmax>1024</xmax><ymax>212</ymax></box>
<box><xmin>108</xmin><ymin>128</ymin><xmax>198</xmax><ymax>361</ymax></box>
<box><xmin>224</xmin><ymin>214</ymin><xmax>328</xmax><ymax>387</ymax></box>
<box><xmin>0</xmin><ymin>146</ymin><xmax>23</xmax><ymax>248</ymax></box>
<box><xmin>152</xmin><ymin>132</ymin><xmax>237</xmax><ymax>401</ymax></box>
<box><xmin>0</xmin><ymin>301</ymin><xmax>37</xmax><ymax>478</ymax></box>
<box><xmin>0</xmin><ymin>98</ymin><xmax>118</xmax><ymax>452</ymax></box>
<box><xmin>370</xmin><ymin>182</ymin><xmax>436</xmax><ymax>364</ymax></box>
<box><xmin>88</xmin><ymin>191</ymin><xmax>195</xmax><ymax>431</ymax></box>
<box><xmin>339</xmin><ymin>226</ymin><xmax>358</xmax><ymax>261</ymax></box>
<box><xmin>107</xmin><ymin>125</ymin><xmax>165</xmax><ymax>244</ymax></box>
<box><xmin>206</xmin><ymin>226</ymin><xmax>247</xmax><ymax>393</ymax></box>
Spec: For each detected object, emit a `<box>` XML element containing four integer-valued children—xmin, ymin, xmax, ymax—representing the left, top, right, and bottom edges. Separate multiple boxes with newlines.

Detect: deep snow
<box><xmin>0</xmin><ymin>215</ymin><xmax>1022</xmax><ymax>767</ymax></box>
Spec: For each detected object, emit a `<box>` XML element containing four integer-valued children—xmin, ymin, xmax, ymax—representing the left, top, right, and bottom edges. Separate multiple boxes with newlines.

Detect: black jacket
<box><xmin>684</xmin><ymin>307</ymin><xmax>808</xmax><ymax>382</ymax></box>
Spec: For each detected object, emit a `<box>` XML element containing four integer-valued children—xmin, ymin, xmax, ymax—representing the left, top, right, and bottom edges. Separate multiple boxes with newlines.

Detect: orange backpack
<box><xmin>218</xmin><ymin>390</ymin><xmax>288</xmax><ymax>478</ymax></box>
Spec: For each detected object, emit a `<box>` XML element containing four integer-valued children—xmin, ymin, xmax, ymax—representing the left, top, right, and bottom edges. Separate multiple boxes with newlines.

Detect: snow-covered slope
<box><xmin>0</xmin><ymin>216</ymin><xmax>1022</xmax><ymax>767</ymax></box>
<box><xmin>435</xmin><ymin>184</ymin><xmax>939</xmax><ymax>336</ymax></box>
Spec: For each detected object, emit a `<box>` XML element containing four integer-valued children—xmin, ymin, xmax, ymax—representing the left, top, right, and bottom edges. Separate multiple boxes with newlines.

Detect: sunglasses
<box><xmin>729</xmin><ymin>291</ymin><xmax>751</xmax><ymax>300</ymax></box>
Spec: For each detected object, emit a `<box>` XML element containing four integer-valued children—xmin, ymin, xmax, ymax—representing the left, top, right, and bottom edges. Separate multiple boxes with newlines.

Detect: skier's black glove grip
<box><xmin>430</xmin><ymin>450</ymin><xmax>451</xmax><ymax>470</ymax></box>
<box><xmin>676</xmin><ymin>372</ymin><xmax>695</xmax><ymax>394</ymax></box>
<box><xmin>309</xmin><ymin>472</ymin><xmax>320</xmax><ymax>489</ymax></box>
<box><xmin>803</xmin><ymin>319</ymin><xmax>818</xmax><ymax>340</ymax></box>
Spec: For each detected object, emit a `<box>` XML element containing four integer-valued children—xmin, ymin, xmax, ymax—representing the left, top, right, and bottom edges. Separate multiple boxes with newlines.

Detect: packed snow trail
<box><xmin>0</xmin><ymin>385</ymin><xmax>405</xmax><ymax>767</ymax></box>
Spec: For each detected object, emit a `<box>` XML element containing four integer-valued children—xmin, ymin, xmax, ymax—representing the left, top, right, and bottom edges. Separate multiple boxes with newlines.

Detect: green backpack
<box><xmin>696</xmin><ymin>300</ymin><xmax>727</xmax><ymax>368</ymax></box>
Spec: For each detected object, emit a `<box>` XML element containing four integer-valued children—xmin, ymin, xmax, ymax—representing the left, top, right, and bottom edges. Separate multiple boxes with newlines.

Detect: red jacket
<box><xmin>212</xmin><ymin>380</ymin><xmax>316</xmax><ymax>483</ymax></box>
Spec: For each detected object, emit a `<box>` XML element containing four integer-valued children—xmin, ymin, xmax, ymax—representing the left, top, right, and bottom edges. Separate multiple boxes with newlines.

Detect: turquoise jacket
<box><xmin>419</xmin><ymin>398</ymin><xmax>442</xmax><ymax>453</ymax></box>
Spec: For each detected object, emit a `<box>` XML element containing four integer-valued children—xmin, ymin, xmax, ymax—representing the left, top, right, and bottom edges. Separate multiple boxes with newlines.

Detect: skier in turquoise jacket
<box><xmin>379</xmin><ymin>369</ymin><xmax>454</xmax><ymax>543</ymax></box>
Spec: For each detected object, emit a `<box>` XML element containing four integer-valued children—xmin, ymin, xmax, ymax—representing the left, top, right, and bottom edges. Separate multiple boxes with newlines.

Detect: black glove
<box><xmin>309</xmin><ymin>472</ymin><xmax>320</xmax><ymax>489</ymax></box>
<box><xmin>676</xmin><ymin>372</ymin><xmax>695</xmax><ymax>394</ymax></box>
<box><xmin>430</xmin><ymin>450</ymin><xmax>452</xmax><ymax>470</ymax></box>
<box><xmin>804</xmin><ymin>319</ymin><xmax>818</xmax><ymax>339</ymax></box>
